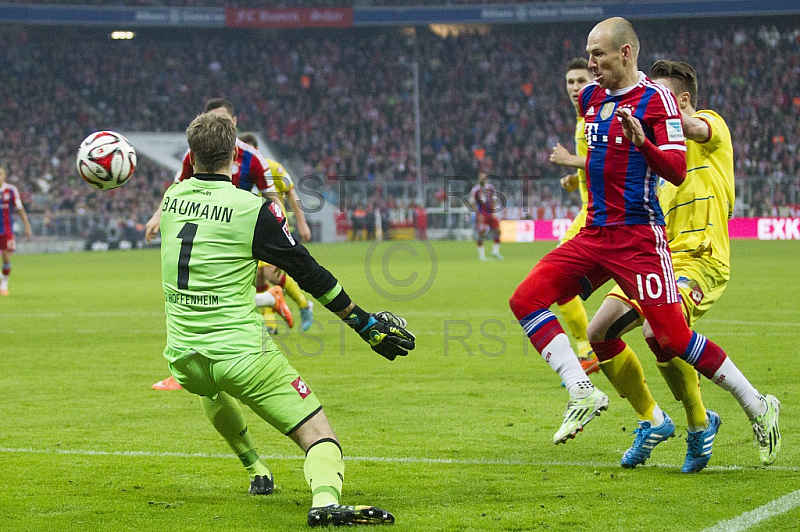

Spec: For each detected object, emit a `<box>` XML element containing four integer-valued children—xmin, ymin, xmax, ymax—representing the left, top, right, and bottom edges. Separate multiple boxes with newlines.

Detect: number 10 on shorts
<box><xmin>636</xmin><ymin>273</ymin><xmax>663</xmax><ymax>301</ymax></box>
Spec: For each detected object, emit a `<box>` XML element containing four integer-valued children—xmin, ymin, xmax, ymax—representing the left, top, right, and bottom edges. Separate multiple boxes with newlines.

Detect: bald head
<box><xmin>586</xmin><ymin>17</ymin><xmax>640</xmax><ymax>90</ymax></box>
<box><xmin>598</xmin><ymin>17</ymin><xmax>639</xmax><ymax>59</ymax></box>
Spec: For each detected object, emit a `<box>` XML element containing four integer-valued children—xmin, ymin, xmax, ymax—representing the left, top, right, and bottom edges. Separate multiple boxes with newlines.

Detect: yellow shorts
<box><xmin>605</xmin><ymin>255</ymin><xmax>729</xmax><ymax>328</ymax></box>
<box><xmin>560</xmin><ymin>207</ymin><xmax>587</xmax><ymax>245</ymax></box>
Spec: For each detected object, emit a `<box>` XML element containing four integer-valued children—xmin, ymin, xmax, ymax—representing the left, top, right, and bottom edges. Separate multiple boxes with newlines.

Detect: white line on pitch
<box><xmin>700</xmin><ymin>488</ymin><xmax>800</xmax><ymax>532</ymax></box>
<box><xmin>701</xmin><ymin>319</ymin><xmax>799</xmax><ymax>328</ymax></box>
<box><xmin>0</xmin><ymin>447</ymin><xmax>798</xmax><ymax>472</ymax></box>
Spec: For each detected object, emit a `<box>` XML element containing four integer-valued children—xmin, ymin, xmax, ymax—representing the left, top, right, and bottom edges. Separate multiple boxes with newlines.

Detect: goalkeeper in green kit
<box><xmin>160</xmin><ymin>112</ymin><xmax>415</xmax><ymax>527</ymax></box>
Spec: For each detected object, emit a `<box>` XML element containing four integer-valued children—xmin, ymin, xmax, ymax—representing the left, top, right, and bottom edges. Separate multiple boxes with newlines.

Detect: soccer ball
<box><xmin>76</xmin><ymin>131</ymin><xmax>137</xmax><ymax>190</ymax></box>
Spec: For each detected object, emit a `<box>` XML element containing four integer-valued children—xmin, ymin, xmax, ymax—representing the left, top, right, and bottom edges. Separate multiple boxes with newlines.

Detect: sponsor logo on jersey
<box><xmin>586</xmin><ymin>105</ymin><xmax>595</xmax><ymax>116</ymax></box>
<box><xmin>600</xmin><ymin>102</ymin><xmax>615</xmax><ymax>120</ymax></box>
<box><xmin>291</xmin><ymin>377</ymin><xmax>312</xmax><ymax>399</ymax></box>
<box><xmin>666</xmin><ymin>119</ymin><xmax>685</xmax><ymax>142</ymax></box>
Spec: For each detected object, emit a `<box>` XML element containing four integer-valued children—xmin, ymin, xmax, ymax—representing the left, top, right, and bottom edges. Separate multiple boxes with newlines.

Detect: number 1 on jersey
<box><xmin>177</xmin><ymin>222</ymin><xmax>198</xmax><ymax>290</ymax></box>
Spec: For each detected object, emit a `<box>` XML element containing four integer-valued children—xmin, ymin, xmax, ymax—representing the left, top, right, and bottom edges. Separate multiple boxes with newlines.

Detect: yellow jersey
<box><xmin>265</xmin><ymin>159</ymin><xmax>294</xmax><ymax>198</ymax></box>
<box><xmin>575</xmin><ymin>116</ymin><xmax>589</xmax><ymax>208</ymax></box>
<box><xmin>659</xmin><ymin>109</ymin><xmax>735</xmax><ymax>272</ymax></box>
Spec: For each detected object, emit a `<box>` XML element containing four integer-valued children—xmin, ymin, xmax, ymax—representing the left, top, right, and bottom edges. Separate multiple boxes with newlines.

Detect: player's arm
<box><xmin>681</xmin><ymin>110</ymin><xmax>711</xmax><ymax>143</ymax></box>
<box><xmin>286</xmin><ymin>187</ymin><xmax>312</xmax><ymax>242</ymax></box>
<box><xmin>264</xmin><ymin>190</ymin><xmax>281</xmax><ymax>204</ymax></box>
<box><xmin>550</xmin><ymin>143</ymin><xmax>586</xmax><ymax>169</ymax></box>
<box><xmin>16</xmin><ymin>201</ymin><xmax>32</xmax><ymax>239</ymax></box>
<box><xmin>616</xmin><ymin>107</ymin><xmax>686</xmax><ymax>186</ymax></box>
<box><xmin>252</xmin><ymin>200</ymin><xmax>415</xmax><ymax>360</ymax></box>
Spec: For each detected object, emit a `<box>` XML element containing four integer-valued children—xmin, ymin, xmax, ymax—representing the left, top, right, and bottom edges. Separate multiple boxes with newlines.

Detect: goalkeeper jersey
<box><xmin>659</xmin><ymin>109</ymin><xmax>734</xmax><ymax>272</ymax></box>
<box><xmin>160</xmin><ymin>173</ymin><xmax>340</xmax><ymax>361</ymax></box>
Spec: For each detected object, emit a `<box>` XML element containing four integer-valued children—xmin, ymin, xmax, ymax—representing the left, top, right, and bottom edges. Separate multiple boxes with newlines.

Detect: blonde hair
<box><xmin>186</xmin><ymin>113</ymin><xmax>237</xmax><ymax>173</ymax></box>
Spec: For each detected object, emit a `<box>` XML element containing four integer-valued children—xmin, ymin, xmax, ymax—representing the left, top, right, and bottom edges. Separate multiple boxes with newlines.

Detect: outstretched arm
<box><xmin>251</xmin><ymin>200</ymin><xmax>415</xmax><ymax>359</ymax></box>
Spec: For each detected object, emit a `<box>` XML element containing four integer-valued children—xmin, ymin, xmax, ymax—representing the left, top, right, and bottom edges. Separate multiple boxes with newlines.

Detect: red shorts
<box><xmin>0</xmin><ymin>234</ymin><xmax>15</xmax><ymax>252</ymax></box>
<box><xmin>541</xmin><ymin>224</ymin><xmax>679</xmax><ymax>306</ymax></box>
<box><xmin>476</xmin><ymin>213</ymin><xmax>500</xmax><ymax>233</ymax></box>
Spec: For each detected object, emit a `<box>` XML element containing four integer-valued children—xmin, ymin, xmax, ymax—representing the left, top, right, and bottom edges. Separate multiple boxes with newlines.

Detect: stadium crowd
<box><xmin>0</xmin><ymin>18</ymin><xmax>798</xmax><ymax>227</ymax></box>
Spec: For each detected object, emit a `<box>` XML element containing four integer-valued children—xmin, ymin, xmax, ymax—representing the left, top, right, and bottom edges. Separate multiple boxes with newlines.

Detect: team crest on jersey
<box><xmin>291</xmin><ymin>377</ymin><xmax>312</xmax><ymax>399</ymax></box>
<box><xmin>268</xmin><ymin>201</ymin><xmax>285</xmax><ymax>222</ymax></box>
<box><xmin>231</xmin><ymin>163</ymin><xmax>239</xmax><ymax>174</ymax></box>
<box><xmin>599</xmin><ymin>102</ymin><xmax>616</xmax><ymax>120</ymax></box>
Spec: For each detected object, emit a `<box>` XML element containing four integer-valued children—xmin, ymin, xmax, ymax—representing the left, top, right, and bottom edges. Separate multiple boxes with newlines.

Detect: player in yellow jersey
<box><xmin>239</xmin><ymin>133</ymin><xmax>316</xmax><ymax>333</ymax></box>
<box><xmin>586</xmin><ymin>60</ymin><xmax>779</xmax><ymax>471</ymax></box>
<box><xmin>549</xmin><ymin>57</ymin><xmax>598</xmax><ymax>374</ymax></box>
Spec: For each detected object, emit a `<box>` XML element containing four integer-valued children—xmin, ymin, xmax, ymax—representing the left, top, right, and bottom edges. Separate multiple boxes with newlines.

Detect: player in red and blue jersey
<box><xmin>509</xmin><ymin>18</ymin><xmax>780</xmax><ymax>466</ymax></box>
<box><xmin>470</xmin><ymin>173</ymin><xmax>502</xmax><ymax>260</ymax></box>
<box><xmin>0</xmin><ymin>167</ymin><xmax>32</xmax><ymax>296</ymax></box>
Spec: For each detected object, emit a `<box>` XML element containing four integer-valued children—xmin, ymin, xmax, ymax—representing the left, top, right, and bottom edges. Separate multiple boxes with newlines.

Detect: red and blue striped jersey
<box><xmin>1</xmin><ymin>183</ymin><xmax>22</xmax><ymax>236</ymax></box>
<box><xmin>578</xmin><ymin>72</ymin><xmax>686</xmax><ymax>226</ymax></box>
<box><xmin>176</xmin><ymin>138</ymin><xmax>272</xmax><ymax>194</ymax></box>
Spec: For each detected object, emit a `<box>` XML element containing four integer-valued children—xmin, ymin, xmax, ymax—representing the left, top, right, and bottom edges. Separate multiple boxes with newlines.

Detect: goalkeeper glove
<box><xmin>350</xmin><ymin>310</ymin><xmax>415</xmax><ymax>361</ymax></box>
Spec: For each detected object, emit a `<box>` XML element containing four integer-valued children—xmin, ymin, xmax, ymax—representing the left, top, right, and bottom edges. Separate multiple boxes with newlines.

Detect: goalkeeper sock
<box><xmin>557</xmin><ymin>296</ymin><xmax>592</xmax><ymax>358</ymax></box>
<box><xmin>599</xmin><ymin>345</ymin><xmax>657</xmax><ymax>423</ymax></box>
<box><xmin>657</xmin><ymin>357</ymin><xmax>707</xmax><ymax>432</ymax></box>
<box><xmin>282</xmin><ymin>274</ymin><xmax>309</xmax><ymax>309</ymax></box>
<box><xmin>304</xmin><ymin>439</ymin><xmax>344</xmax><ymax>508</ymax></box>
<box><xmin>201</xmin><ymin>393</ymin><xmax>272</xmax><ymax>480</ymax></box>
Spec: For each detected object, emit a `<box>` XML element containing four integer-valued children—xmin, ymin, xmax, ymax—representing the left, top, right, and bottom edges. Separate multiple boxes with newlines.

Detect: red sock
<box><xmin>592</xmin><ymin>339</ymin><xmax>626</xmax><ymax>362</ymax></box>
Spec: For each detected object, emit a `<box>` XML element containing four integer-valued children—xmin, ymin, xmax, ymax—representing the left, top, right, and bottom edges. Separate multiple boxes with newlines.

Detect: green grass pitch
<box><xmin>0</xmin><ymin>240</ymin><xmax>798</xmax><ymax>531</ymax></box>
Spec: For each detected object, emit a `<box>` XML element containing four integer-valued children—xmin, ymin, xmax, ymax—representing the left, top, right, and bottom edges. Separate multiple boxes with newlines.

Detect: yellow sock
<box><xmin>304</xmin><ymin>440</ymin><xmax>344</xmax><ymax>508</ymax></box>
<box><xmin>599</xmin><ymin>346</ymin><xmax>656</xmax><ymax>422</ymax></box>
<box><xmin>558</xmin><ymin>297</ymin><xmax>592</xmax><ymax>358</ymax></box>
<box><xmin>261</xmin><ymin>305</ymin><xmax>278</xmax><ymax>330</ymax></box>
<box><xmin>657</xmin><ymin>357</ymin><xmax>707</xmax><ymax>431</ymax></box>
<box><xmin>283</xmin><ymin>275</ymin><xmax>309</xmax><ymax>309</ymax></box>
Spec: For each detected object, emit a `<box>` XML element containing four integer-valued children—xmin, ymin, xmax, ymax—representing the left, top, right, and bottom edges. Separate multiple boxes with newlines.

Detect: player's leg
<box><xmin>216</xmin><ymin>347</ymin><xmax>393</xmax><ymax>526</ymax></box>
<box><xmin>509</xmin><ymin>241</ymin><xmax>610</xmax><ymax>444</ymax></box>
<box><xmin>587</xmin><ymin>292</ymin><xmax>674</xmax><ymax>468</ymax></box>
<box><xmin>270</xmin><ymin>269</ymin><xmax>313</xmax><ymax>332</ymax></box>
<box><xmin>257</xmin><ymin>263</ymin><xmax>294</xmax><ymax>331</ymax></box>
<box><xmin>290</xmin><ymin>412</ymin><xmax>394</xmax><ymax>527</ymax></box>
<box><xmin>557</xmin><ymin>296</ymin><xmax>596</xmax><ymax>371</ymax></box>
<box><xmin>1</xmin><ymin>244</ymin><xmax>13</xmax><ymax>295</ymax></box>
<box><xmin>476</xmin><ymin>216</ymin><xmax>488</xmax><ymax>261</ymax></box>
<box><xmin>489</xmin><ymin>216</ymin><xmax>502</xmax><ymax>260</ymax></box>
<box><xmin>643</xmin><ymin>303</ymin><xmax>781</xmax><ymax>465</ymax></box>
<box><xmin>167</xmin><ymin>352</ymin><xmax>272</xmax><ymax>493</ymax></box>
<box><xmin>556</xmin><ymin>212</ymin><xmax>595</xmax><ymax>368</ymax></box>
<box><xmin>607</xmin><ymin>224</ymin><xmax>780</xmax><ymax>464</ymax></box>
<box><xmin>200</xmin><ymin>392</ymin><xmax>274</xmax><ymax>492</ymax></box>
<box><xmin>643</xmin><ymin>320</ymin><xmax>719</xmax><ymax>473</ymax></box>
